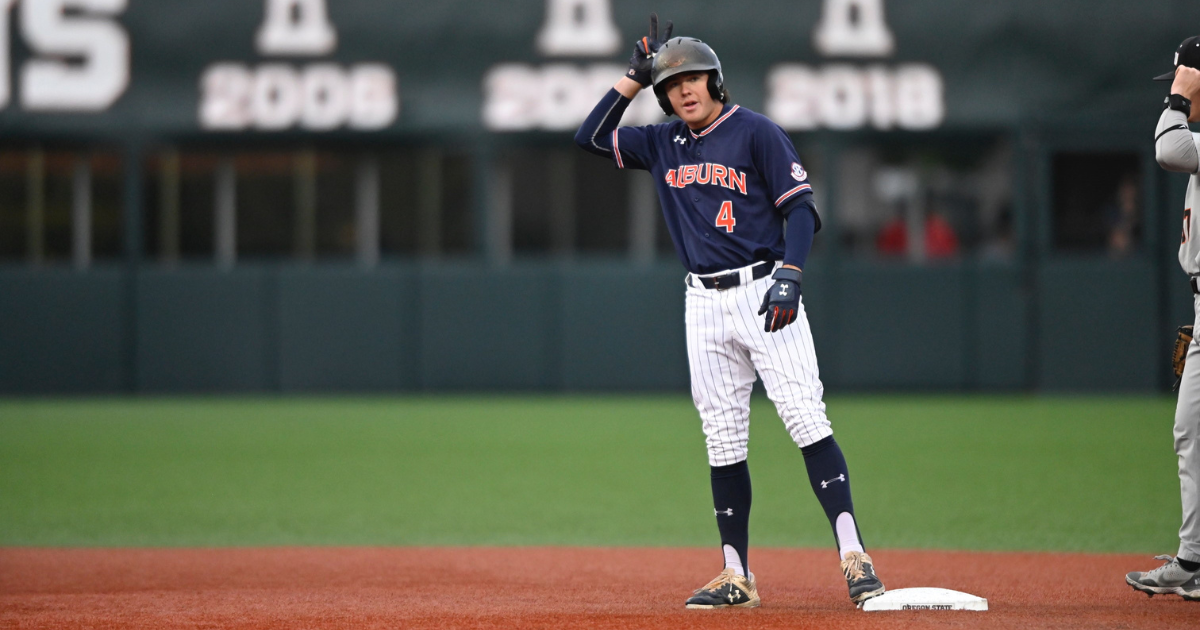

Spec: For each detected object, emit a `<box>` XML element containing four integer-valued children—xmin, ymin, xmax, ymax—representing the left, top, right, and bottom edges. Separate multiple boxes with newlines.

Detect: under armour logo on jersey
<box><xmin>791</xmin><ymin>162</ymin><xmax>808</xmax><ymax>182</ymax></box>
<box><xmin>821</xmin><ymin>474</ymin><xmax>846</xmax><ymax>489</ymax></box>
<box><xmin>674</xmin><ymin>135</ymin><xmax>687</xmax><ymax>145</ymax></box>
<box><xmin>715</xmin><ymin>508</ymin><xmax>734</xmax><ymax>516</ymax></box>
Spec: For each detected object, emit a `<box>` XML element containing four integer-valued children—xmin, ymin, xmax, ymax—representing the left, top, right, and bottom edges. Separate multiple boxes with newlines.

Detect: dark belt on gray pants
<box><xmin>1192</xmin><ymin>277</ymin><xmax>1200</xmax><ymax>295</ymax></box>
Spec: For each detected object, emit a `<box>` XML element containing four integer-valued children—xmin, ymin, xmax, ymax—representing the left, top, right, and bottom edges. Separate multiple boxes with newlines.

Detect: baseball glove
<box><xmin>1173</xmin><ymin>325</ymin><xmax>1193</xmax><ymax>391</ymax></box>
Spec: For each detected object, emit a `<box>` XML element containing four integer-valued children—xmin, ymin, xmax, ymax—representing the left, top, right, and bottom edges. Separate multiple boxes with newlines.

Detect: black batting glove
<box><xmin>758</xmin><ymin>267</ymin><xmax>802</xmax><ymax>333</ymax></box>
<box><xmin>626</xmin><ymin>13</ymin><xmax>672</xmax><ymax>86</ymax></box>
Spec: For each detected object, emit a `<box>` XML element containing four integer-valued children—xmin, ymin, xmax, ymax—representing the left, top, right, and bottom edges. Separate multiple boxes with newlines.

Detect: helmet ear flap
<box><xmin>653</xmin><ymin>83</ymin><xmax>675</xmax><ymax>116</ymax></box>
<box><xmin>707</xmin><ymin>71</ymin><xmax>727</xmax><ymax>103</ymax></box>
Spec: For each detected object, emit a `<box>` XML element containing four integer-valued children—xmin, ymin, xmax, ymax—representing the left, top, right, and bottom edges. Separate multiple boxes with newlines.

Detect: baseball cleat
<box><xmin>1180</xmin><ymin>573</ymin><xmax>1200</xmax><ymax>601</ymax></box>
<box><xmin>684</xmin><ymin>568</ymin><xmax>760</xmax><ymax>609</ymax></box>
<box><xmin>1126</xmin><ymin>555</ymin><xmax>1199</xmax><ymax>597</ymax></box>
<box><xmin>841</xmin><ymin>551</ymin><xmax>885</xmax><ymax>604</ymax></box>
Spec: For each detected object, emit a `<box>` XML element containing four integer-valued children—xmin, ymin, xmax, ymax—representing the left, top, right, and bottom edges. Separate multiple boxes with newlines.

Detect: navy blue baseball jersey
<box><xmin>575</xmin><ymin>89</ymin><xmax>819</xmax><ymax>274</ymax></box>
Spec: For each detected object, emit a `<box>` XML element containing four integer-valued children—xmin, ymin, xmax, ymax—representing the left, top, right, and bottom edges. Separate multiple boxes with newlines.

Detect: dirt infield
<box><xmin>0</xmin><ymin>547</ymin><xmax>1195</xmax><ymax>629</ymax></box>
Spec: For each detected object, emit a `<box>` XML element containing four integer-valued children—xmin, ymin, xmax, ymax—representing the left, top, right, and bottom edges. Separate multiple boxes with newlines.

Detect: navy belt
<box><xmin>694</xmin><ymin>262</ymin><xmax>773</xmax><ymax>290</ymax></box>
<box><xmin>1192</xmin><ymin>277</ymin><xmax>1200</xmax><ymax>295</ymax></box>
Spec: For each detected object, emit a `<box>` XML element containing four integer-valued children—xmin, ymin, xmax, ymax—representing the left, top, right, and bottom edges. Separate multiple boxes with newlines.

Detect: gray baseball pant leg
<box><xmin>1175</xmin><ymin>294</ymin><xmax>1200</xmax><ymax>564</ymax></box>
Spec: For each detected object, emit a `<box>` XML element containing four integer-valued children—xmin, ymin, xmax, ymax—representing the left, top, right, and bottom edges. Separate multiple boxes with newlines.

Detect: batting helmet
<box><xmin>1155</xmin><ymin>35</ymin><xmax>1200</xmax><ymax>81</ymax></box>
<box><xmin>651</xmin><ymin>37</ymin><xmax>727</xmax><ymax>116</ymax></box>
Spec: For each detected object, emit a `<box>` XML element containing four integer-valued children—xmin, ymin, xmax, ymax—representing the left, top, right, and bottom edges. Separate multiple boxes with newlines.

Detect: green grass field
<box><xmin>0</xmin><ymin>395</ymin><xmax>1184</xmax><ymax>553</ymax></box>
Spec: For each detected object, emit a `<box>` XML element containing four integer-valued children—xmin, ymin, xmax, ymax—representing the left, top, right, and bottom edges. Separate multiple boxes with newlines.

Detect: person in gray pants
<box><xmin>1127</xmin><ymin>36</ymin><xmax>1200</xmax><ymax>601</ymax></box>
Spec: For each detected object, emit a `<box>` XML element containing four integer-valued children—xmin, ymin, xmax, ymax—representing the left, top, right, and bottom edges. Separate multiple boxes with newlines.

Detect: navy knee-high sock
<box><xmin>801</xmin><ymin>436</ymin><xmax>864</xmax><ymax>555</ymax></box>
<box><xmin>710</xmin><ymin>460</ymin><xmax>752</xmax><ymax>573</ymax></box>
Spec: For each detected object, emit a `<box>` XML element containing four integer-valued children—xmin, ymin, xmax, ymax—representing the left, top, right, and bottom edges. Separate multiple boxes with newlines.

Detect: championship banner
<box><xmin>0</xmin><ymin>0</ymin><xmax>1192</xmax><ymax>137</ymax></box>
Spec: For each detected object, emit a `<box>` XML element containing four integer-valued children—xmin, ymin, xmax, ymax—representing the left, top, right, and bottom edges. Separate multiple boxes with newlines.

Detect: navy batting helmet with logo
<box><xmin>651</xmin><ymin>37</ymin><xmax>728</xmax><ymax>116</ymax></box>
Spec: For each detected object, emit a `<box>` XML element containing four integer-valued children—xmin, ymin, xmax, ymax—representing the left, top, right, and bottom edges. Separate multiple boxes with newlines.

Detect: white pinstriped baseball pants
<box><xmin>685</xmin><ymin>263</ymin><xmax>833</xmax><ymax>467</ymax></box>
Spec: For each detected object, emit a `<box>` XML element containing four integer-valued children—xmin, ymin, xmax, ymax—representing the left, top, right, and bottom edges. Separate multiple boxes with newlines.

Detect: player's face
<box><xmin>665</xmin><ymin>72</ymin><xmax>721</xmax><ymax>128</ymax></box>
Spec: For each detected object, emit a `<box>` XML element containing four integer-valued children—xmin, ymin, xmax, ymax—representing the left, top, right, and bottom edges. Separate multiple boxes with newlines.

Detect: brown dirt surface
<box><xmin>1</xmin><ymin>547</ymin><xmax>1196</xmax><ymax>629</ymax></box>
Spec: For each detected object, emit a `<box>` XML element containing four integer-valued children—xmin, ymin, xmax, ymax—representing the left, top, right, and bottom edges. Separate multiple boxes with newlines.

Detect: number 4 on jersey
<box><xmin>716</xmin><ymin>201</ymin><xmax>736</xmax><ymax>233</ymax></box>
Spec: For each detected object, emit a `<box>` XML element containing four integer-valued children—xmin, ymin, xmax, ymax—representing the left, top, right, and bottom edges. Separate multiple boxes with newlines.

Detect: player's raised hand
<box><xmin>1172</xmin><ymin>66</ymin><xmax>1200</xmax><ymax>122</ymax></box>
<box><xmin>626</xmin><ymin>13</ymin><xmax>673</xmax><ymax>87</ymax></box>
<box><xmin>758</xmin><ymin>268</ymin><xmax>802</xmax><ymax>333</ymax></box>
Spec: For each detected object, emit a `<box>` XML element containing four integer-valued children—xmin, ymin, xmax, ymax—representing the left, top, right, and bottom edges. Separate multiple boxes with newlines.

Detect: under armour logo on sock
<box><xmin>821</xmin><ymin>474</ymin><xmax>846</xmax><ymax>489</ymax></box>
<box><xmin>715</xmin><ymin>508</ymin><xmax>734</xmax><ymax>516</ymax></box>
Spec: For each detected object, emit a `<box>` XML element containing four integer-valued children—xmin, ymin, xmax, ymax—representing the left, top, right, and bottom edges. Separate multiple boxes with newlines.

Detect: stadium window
<box><xmin>574</xmin><ymin>150</ymin><xmax>629</xmax><ymax>254</ymax></box>
<box><xmin>508</xmin><ymin>147</ymin><xmax>565</xmax><ymax>255</ymax></box>
<box><xmin>235</xmin><ymin>151</ymin><xmax>296</xmax><ymax>260</ymax></box>
<box><xmin>376</xmin><ymin>148</ymin><xmax>475</xmax><ymax>259</ymax></box>
<box><xmin>833</xmin><ymin>137</ymin><xmax>1013</xmax><ymax>262</ymax></box>
<box><xmin>0</xmin><ymin>147</ymin><xmax>122</xmax><ymax>266</ymax></box>
<box><xmin>0</xmin><ymin>149</ymin><xmax>29</xmax><ymax>261</ymax></box>
<box><xmin>438</xmin><ymin>153</ymin><xmax>475</xmax><ymax>256</ymax></box>
<box><xmin>1051</xmin><ymin>152</ymin><xmax>1141</xmax><ymax>255</ymax></box>
<box><xmin>144</xmin><ymin>147</ymin><xmax>476</xmax><ymax>265</ymax></box>
<box><xmin>500</xmin><ymin>145</ymin><xmax>632</xmax><ymax>258</ymax></box>
<box><xmin>144</xmin><ymin>150</ymin><xmax>218</xmax><ymax>262</ymax></box>
<box><xmin>90</xmin><ymin>152</ymin><xmax>124</xmax><ymax>262</ymax></box>
<box><xmin>309</xmin><ymin>151</ymin><xmax>357</xmax><ymax>259</ymax></box>
<box><xmin>377</xmin><ymin>151</ymin><xmax>420</xmax><ymax>256</ymax></box>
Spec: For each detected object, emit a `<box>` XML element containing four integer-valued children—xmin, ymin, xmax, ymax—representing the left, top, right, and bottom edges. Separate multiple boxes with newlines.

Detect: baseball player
<box><xmin>574</xmin><ymin>15</ymin><xmax>884</xmax><ymax>608</ymax></box>
<box><xmin>1127</xmin><ymin>36</ymin><xmax>1200</xmax><ymax>601</ymax></box>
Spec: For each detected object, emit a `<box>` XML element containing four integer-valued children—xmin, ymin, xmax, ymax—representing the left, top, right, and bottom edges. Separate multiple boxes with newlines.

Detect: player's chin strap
<box><xmin>772</xmin><ymin>267</ymin><xmax>802</xmax><ymax>284</ymax></box>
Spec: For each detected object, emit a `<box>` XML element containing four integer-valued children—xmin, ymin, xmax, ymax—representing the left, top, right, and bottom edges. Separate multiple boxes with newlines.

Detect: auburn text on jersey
<box><xmin>664</xmin><ymin>163</ymin><xmax>747</xmax><ymax>195</ymax></box>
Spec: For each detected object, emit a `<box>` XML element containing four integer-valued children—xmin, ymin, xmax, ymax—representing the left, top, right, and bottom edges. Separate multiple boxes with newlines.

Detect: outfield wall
<box><xmin>2</xmin><ymin>1</ymin><xmax>1198</xmax><ymax>394</ymax></box>
<box><xmin>1</xmin><ymin>260</ymin><xmax>1188</xmax><ymax>394</ymax></box>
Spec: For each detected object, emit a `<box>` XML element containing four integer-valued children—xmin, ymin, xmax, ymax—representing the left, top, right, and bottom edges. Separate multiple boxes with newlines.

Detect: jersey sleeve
<box><xmin>611</xmin><ymin>125</ymin><xmax>657</xmax><ymax>171</ymax></box>
<box><xmin>1154</xmin><ymin>108</ymin><xmax>1200</xmax><ymax>174</ymax></box>
<box><xmin>752</xmin><ymin>119</ymin><xmax>814</xmax><ymax>211</ymax></box>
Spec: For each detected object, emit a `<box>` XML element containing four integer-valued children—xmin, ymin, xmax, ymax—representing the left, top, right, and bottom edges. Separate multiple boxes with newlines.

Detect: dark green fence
<box><xmin>1</xmin><ymin>259</ymin><xmax>1189</xmax><ymax>394</ymax></box>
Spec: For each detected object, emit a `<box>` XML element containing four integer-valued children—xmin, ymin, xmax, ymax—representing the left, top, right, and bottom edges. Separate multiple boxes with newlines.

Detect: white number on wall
<box><xmin>765</xmin><ymin>63</ymin><xmax>943</xmax><ymax>131</ymax></box>
<box><xmin>200</xmin><ymin>63</ymin><xmax>398</xmax><ymax>131</ymax></box>
<box><xmin>483</xmin><ymin>63</ymin><xmax>663</xmax><ymax>131</ymax></box>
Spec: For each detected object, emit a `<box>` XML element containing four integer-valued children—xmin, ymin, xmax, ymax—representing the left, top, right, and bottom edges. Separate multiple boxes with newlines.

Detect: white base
<box><xmin>860</xmin><ymin>587</ymin><xmax>988</xmax><ymax>611</ymax></box>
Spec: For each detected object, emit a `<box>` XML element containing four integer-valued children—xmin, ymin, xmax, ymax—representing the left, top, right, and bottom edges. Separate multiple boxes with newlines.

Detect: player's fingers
<box><xmin>758</xmin><ymin>295</ymin><xmax>769</xmax><ymax>316</ymax></box>
<box><xmin>663</xmin><ymin>21</ymin><xmax>673</xmax><ymax>42</ymax></box>
<box><xmin>649</xmin><ymin>13</ymin><xmax>658</xmax><ymax>40</ymax></box>
<box><xmin>771</xmin><ymin>306</ymin><xmax>782</xmax><ymax>332</ymax></box>
<box><xmin>641</xmin><ymin>37</ymin><xmax>649</xmax><ymax>56</ymax></box>
<box><xmin>788</xmin><ymin>309</ymin><xmax>797</xmax><ymax>325</ymax></box>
